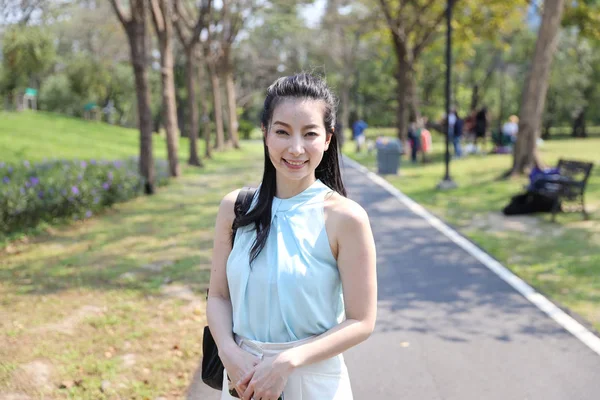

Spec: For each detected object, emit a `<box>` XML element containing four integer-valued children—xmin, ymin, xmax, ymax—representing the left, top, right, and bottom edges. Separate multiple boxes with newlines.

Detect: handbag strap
<box><xmin>206</xmin><ymin>186</ymin><xmax>256</xmax><ymax>301</ymax></box>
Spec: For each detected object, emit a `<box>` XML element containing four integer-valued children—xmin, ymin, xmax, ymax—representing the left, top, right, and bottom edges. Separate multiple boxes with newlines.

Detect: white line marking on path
<box><xmin>343</xmin><ymin>156</ymin><xmax>600</xmax><ymax>357</ymax></box>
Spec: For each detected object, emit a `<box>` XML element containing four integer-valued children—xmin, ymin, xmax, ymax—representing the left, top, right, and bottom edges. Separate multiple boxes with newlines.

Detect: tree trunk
<box><xmin>511</xmin><ymin>0</ymin><xmax>564</xmax><ymax>175</ymax></box>
<box><xmin>394</xmin><ymin>63</ymin><xmax>412</xmax><ymax>145</ymax></box>
<box><xmin>392</xmin><ymin>35</ymin><xmax>412</xmax><ymax>146</ymax></box>
<box><xmin>209</xmin><ymin>61</ymin><xmax>225</xmax><ymax>151</ymax></box>
<box><xmin>152</xmin><ymin>0</ymin><xmax>180</xmax><ymax>177</ymax></box>
<box><xmin>185</xmin><ymin>47</ymin><xmax>202</xmax><ymax>166</ymax></box>
<box><xmin>223</xmin><ymin>48</ymin><xmax>240</xmax><ymax>149</ymax></box>
<box><xmin>339</xmin><ymin>84</ymin><xmax>350</xmax><ymax>148</ymax></box>
<box><xmin>197</xmin><ymin>61</ymin><xmax>212</xmax><ymax>159</ymax></box>
<box><xmin>471</xmin><ymin>84</ymin><xmax>479</xmax><ymax>112</ymax></box>
<box><xmin>126</xmin><ymin>13</ymin><xmax>154</xmax><ymax>194</ymax></box>
<box><xmin>571</xmin><ymin>109</ymin><xmax>587</xmax><ymax>138</ymax></box>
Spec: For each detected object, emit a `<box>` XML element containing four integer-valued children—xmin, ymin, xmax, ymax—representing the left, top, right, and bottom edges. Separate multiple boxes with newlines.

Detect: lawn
<box><xmin>345</xmin><ymin>132</ymin><xmax>600</xmax><ymax>333</ymax></box>
<box><xmin>0</xmin><ymin>111</ymin><xmax>267</xmax><ymax>398</ymax></box>
<box><xmin>0</xmin><ymin>110</ymin><xmax>196</xmax><ymax>166</ymax></box>
<box><xmin>0</xmin><ymin>138</ymin><xmax>265</xmax><ymax>398</ymax></box>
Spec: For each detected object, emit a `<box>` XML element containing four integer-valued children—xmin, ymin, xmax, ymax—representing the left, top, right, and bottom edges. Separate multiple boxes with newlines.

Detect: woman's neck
<box><xmin>275</xmin><ymin>175</ymin><xmax>317</xmax><ymax>199</ymax></box>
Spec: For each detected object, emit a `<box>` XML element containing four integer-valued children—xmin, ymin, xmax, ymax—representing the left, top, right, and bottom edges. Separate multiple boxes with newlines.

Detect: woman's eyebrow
<box><xmin>273</xmin><ymin>121</ymin><xmax>321</xmax><ymax>130</ymax></box>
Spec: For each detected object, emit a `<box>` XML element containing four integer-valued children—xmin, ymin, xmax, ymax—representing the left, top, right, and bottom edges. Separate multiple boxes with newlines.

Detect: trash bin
<box><xmin>376</xmin><ymin>137</ymin><xmax>402</xmax><ymax>175</ymax></box>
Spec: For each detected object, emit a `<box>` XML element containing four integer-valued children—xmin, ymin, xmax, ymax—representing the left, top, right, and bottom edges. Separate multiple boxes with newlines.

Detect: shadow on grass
<box><xmin>0</xmin><ymin>143</ymin><xmax>265</xmax><ymax>298</ymax></box>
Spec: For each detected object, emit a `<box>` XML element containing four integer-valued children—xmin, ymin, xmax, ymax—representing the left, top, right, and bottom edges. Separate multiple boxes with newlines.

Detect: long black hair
<box><xmin>232</xmin><ymin>73</ymin><xmax>346</xmax><ymax>264</ymax></box>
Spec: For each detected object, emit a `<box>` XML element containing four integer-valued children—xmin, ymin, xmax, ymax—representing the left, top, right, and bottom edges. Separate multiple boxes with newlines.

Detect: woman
<box><xmin>207</xmin><ymin>73</ymin><xmax>377</xmax><ymax>400</ymax></box>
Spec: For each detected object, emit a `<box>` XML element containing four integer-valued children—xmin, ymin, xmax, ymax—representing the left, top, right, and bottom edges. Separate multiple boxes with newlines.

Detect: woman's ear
<box><xmin>324</xmin><ymin>133</ymin><xmax>333</xmax><ymax>151</ymax></box>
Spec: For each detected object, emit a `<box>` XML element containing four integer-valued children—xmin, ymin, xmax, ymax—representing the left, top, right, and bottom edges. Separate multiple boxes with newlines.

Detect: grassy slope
<box><xmin>0</xmin><ymin>111</ymin><xmax>194</xmax><ymax>164</ymax></box>
<box><xmin>0</xmin><ymin>111</ymin><xmax>266</xmax><ymax>397</ymax></box>
<box><xmin>346</xmin><ymin>131</ymin><xmax>600</xmax><ymax>332</ymax></box>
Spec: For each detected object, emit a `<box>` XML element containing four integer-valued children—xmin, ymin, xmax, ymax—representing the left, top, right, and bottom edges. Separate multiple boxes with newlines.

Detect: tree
<box><xmin>375</xmin><ymin>0</ymin><xmax>527</xmax><ymax>141</ymax></box>
<box><xmin>110</xmin><ymin>0</ymin><xmax>155</xmax><ymax>194</ymax></box>
<box><xmin>511</xmin><ymin>0</ymin><xmax>565</xmax><ymax>175</ymax></box>
<box><xmin>150</xmin><ymin>0</ymin><xmax>180</xmax><ymax>177</ymax></box>
<box><xmin>173</xmin><ymin>0</ymin><xmax>212</xmax><ymax>166</ymax></box>
<box><xmin>1</xmin><ymin>25</ymin><xmax>55</xmax><ymax>107</ymax></box>
<box><xmin>204</xmin><ymin>10</ymin><xmax>226</xmax><ymax>151</ymax></box>
<box><xmin>217</xmin><ymin>0</ymin><xmax>255</xmax><ymax>149</ymax></box>
<box><xmin>321</xmin><ymin>0</ymin><xmax>378</xmax><ymax>145</ymax></box>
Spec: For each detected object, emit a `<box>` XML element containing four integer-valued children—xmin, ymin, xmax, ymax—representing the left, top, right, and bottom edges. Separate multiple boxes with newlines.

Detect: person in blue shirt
<box><xmin>352</xmin><ymin>119</ymin><xmax>368</xmax><ymax>152</ymax></box>
<box><xmin>207</xmin><ymin>74</ymin><xmax>377</xmax><ymax>400</ymax></box>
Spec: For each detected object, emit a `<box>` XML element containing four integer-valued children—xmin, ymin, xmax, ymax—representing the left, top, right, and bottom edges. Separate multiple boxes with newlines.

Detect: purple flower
<box><xmin>93</xmin><ymin>197</ymin><xmax>100</xmax><ymax>204</ymax></box>
<box><xmin>108</xmin><ymin>172</ymin><xmax>113</xmax><ymax>180</ymax></box>
<box><xmin>30</xmin><ymin>177</ymin><xmax>39</xmax><ymax>186</ymax></box>
<box><xmin>77</xmin><ymin>174</ymin><xmax>83</xmax><ymax>181</ymax></box>
<box><xmin>71</xmin><ymin>186</ymin><xmax>79</xmax><ymax>195</ymax></box>
<box><xmin>90</xmin><ymin>160</ymin><xmax>97</xmax><ymax>165</ymax></box>
<box><xmin>85</xmin><ymin>210</ymin><xmax>92</xmax><ymax>218</ymax></box>
<box><xmin>8</xmin><ymin>167</ymin><xmax>13</xmax><ymax>173</ymax></box>
<box><xmin>38</xmin><ymin>191</ymin><xmax>44</xmax><ymax>199</ymax></box>
<box><xmin>25</xmin><ymin>181</ymin><xmax>31</xmax><ymax>188</ymax></box>
<box><xmin>2</xmin><ymin>176</ymin><xmax>9</xmax><ymax>184</ymax></box>
<box><xmin>102</xmin><ymin>182</ymin><xmax>110</xmax><ymax>190</ymax></box>
<box><xmin>61</xmin><ymin>189</ymin><xmax>67</xmax><ymax>196</ymax></box>
<box><xmin>81</xmin><ymin>161</ymin><xmax>87</xmax><ymax>168</ymax></box>
<box><xmin>23</xmin><ymin>160</ymin><xmax>30</xmax><ymax>168</ymax></box>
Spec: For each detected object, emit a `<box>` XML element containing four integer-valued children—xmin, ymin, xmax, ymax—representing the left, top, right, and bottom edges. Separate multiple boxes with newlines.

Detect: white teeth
<box><xmin>286</xmin><ymin>160</ymin><xmax>305</xmax><ymax>166</ymax></box>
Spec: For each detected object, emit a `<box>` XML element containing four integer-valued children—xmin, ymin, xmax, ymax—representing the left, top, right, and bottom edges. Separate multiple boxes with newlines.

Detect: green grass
<box><xmin>0</xmin><ymin>110</ymin><xmax>196</xmax><ymax>164</ymax></box>
<box><xmin>0</xmin><ymin>110</ymin><xmax>267</xmax><ymax>398</ymax></box>
<box><xmin>345</xmin><ymin>133</ymin><xmax>600</xmax><ymax>332</ymax></box>
<box><xmin>0</xmin><ymin>136</ymin><xmax>265</xmax><ymax>398</ymax></box>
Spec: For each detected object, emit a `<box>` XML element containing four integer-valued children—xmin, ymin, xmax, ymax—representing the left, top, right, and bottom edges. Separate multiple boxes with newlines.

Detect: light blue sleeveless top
<box><xmin>226</xmin><ymin>179</ymin><xmax>345</xmax><ymax>343</ymax></box>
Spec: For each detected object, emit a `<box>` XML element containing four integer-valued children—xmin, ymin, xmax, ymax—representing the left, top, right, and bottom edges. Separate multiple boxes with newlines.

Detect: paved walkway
<box><xmin>190</xmin><ymin>159</ymin><xmax>600</xmax><ymax>399</ymax></box>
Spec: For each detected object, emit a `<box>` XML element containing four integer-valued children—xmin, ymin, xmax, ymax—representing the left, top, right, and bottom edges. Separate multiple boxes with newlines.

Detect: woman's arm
<box><xmin>206</xmin><ymin>189</ymin><xmax>239</xmax><ymax>352</ymax></box>
<box><xmin>240</xmin><ymin>199</ymin><xmax>377</xmax><ymax>400</ymax></box>
<box><xmin>284</xmin><ymin>199</ymin><xmax>377</xmax><ymax>368</ymax></box>
<box><xmin>206</xmin><ymin>189</ymin><xmax>260</xmax><ymax>393</ymax></box>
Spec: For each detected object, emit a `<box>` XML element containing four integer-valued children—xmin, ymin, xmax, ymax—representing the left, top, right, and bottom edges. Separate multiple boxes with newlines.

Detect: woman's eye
<box><xmin>306</xmin><ymin>132</ymin><xmax>318</xmax><ymax>137</ymax></box>
<box><xmin>276</xmin><ymin>130</ymin><xmax>288</xmax><ymax>135</ymax></box>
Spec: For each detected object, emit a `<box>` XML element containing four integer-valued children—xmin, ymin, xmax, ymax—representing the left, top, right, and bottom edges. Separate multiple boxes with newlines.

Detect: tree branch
<box><xmin>412</xmin><ymin>6</ymin><xmax>446</xmax><ymax>59</ymax></box>
<box><xmin>377</xmin><ymin>0</ymin><xmax>403</xmax><ymax>39</ymax></box>
<box><xmin>150</xmin><ymin>0</ymin><xmax>165</xmax><ymax>33</ymax></box>
<box><xmin>109</xmin><ymin>0</ymin><xmax>130</xmax><ymax>26</ymax></box>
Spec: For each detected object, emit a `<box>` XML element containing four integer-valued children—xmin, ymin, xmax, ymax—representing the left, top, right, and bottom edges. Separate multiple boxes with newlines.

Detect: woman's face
<box><xmin>264</xmin><ymin>98</ymin><xmax>332</xmax><ymax>183</ymax></box>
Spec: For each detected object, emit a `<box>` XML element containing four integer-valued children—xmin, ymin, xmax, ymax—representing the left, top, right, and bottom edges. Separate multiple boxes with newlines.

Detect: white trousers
<box><xmin>220</xmin><ymin>335</ymin><xmax>353</xmax><ymax>400</ymax></box>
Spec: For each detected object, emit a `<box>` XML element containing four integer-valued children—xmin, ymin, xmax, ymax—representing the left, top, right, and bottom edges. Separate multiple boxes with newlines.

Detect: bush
<box><xmin>0</xmin><ymin>158</ymin><xmax>170</xmax><ymax>235</ymax></box>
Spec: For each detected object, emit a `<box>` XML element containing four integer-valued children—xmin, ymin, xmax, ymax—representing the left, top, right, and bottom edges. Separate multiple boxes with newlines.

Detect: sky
<box><xmin>298</xmin><ymin>0</ymin><xmax>327</xmax><ymax>28</ymax></box>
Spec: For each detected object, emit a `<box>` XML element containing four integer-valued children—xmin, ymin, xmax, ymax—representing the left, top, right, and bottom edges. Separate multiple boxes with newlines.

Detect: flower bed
<box><xmin>0</xmin><ymin>158</ymin><xmax>170</xmax><ymax>235</ymax></box>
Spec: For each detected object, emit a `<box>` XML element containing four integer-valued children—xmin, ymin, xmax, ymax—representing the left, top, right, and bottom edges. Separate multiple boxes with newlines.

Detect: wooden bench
<box><xmin>530</xmin><ymin>159</ymin><xmax>594</xmax><ymax>221</ymax></box>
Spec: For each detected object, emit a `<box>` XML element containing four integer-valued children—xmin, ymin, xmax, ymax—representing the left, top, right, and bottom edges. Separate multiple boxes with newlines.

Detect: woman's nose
<box><xmin>288</xmin><ymin>137</ymin><xmax>304</xmax><ymax>155</ymax></box>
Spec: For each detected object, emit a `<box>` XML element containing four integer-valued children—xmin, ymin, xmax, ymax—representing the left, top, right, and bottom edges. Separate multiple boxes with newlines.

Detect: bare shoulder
<box><xmin>324</xmin><ymin>191</ymin><xmax>370</xmax><ymax>229</ymax></box>
<box><xmin>218</xmin><ymin>188</ymin><xmax>242</xmax><ymax>224</ymax></box>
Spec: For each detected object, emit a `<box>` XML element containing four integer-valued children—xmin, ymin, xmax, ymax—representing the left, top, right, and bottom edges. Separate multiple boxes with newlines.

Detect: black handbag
<box><xmin>201</xmin><ymin>186</ymin><xmax>257</xmax><ymax>390</ymax></box>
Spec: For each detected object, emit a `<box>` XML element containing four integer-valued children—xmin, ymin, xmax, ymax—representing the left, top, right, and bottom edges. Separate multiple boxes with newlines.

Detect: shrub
<box><xmin>0</xmin><ymin>158</ymin><xmax>169</xmax><ymax>235</ymax></box>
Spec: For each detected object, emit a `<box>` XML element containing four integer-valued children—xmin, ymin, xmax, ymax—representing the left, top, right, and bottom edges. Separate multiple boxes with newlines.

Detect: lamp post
<box><xmin>437</xmin><ymin>0</ymin><xmax>457</xmax><ymax>190</ymax></box>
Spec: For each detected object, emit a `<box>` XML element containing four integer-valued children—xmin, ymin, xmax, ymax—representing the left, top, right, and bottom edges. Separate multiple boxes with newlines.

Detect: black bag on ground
<box><xmin>502</xmin><ymin>191</ymin><xmax>559</xmax><ymax>215</ymax></box>
<box><xmin>201</xmin><ymin>186</ymin><xmax>257</xmax><ymax>390</ymax></box>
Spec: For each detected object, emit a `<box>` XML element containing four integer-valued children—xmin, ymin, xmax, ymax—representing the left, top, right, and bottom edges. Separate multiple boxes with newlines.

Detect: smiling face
<box><xmin>264</xmin><ymin>98</ymin><xmax>332</xmax><ymax>187</ymax></box>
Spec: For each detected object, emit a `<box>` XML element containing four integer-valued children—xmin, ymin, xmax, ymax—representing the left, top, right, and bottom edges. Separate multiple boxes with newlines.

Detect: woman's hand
<box><xmin>220</xmin><ymin>344</ymin><xmax>261</xmax><ymax>396</ymax></box>
<box><xmin>239</xmin><ymin>351</ymin><xmax>295</xmax><ymax>400</ymax></box>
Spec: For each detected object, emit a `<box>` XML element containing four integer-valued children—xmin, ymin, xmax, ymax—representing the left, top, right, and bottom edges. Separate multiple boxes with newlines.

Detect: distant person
<box><xmin>450</xmin><ymin>110</ymin><xmax>463</xmax><ymax>158</ymax></box>
<box><xmin>419</xmin><ymin>117</ymin><xmax>433</xmax><ymax>163</ymax></box>
<box><xmin>502</xmin><ymin>115</ymin><xmax>519</xmax><ymax>143</ymax></box>
<box><xmin>407</xmin><ymin>120</ymin><xmax>421</xmax><ymax>163</ymax></box>
<box><xmin>474</xmin><ymin>107</ymin><xmax>488</xmax><ymax>153</ymax></box>
<box><xmin>352</xmin><ymin>119</ymin><xmax>368</xmax><ymax>152</ymax></box>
